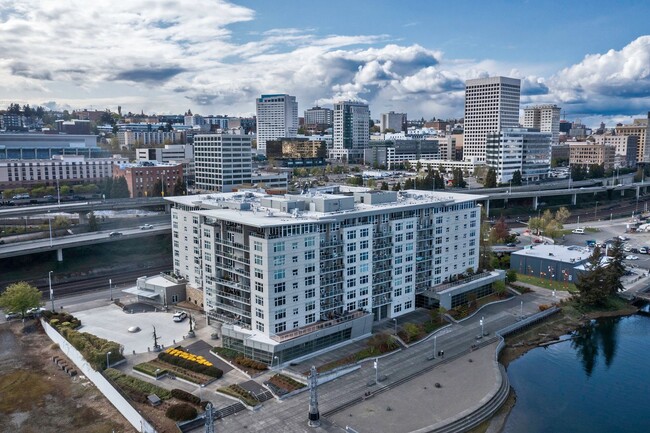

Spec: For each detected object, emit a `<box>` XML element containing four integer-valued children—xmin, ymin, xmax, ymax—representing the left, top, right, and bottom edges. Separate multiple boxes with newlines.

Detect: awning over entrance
<box><xmin>122</xmin><ymin>287</ymin><xmax>160</xmax><ymax>299</ymax></box>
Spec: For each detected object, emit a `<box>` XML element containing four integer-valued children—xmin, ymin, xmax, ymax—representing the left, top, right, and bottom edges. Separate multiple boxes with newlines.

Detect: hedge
<box><xmin>217</xmin><ymin>384</ymin><xmax>258</xmax><ymax>407</ymax></box>
<box><xmin>158</xmin><ymin>352</ymin><xmax>223</xmax><ymax>378</ymax></box>
<box><xmin>166</xmin><ymin>403</ymin><xmax>197</xmax><ymax>421</ymax></box>
<box><xmin>59</xmin><ymin>326</ymin><xmax>123</xmax><ymax>370</ymax></box>
<box><xmin>171</xmin><ymin>388</ymin><xmax>201</xmax><ymax>405</ymax></box>
<box><xmin>105</xmin><ymin>368</ymin><xmax>172</xmax><ymax>401</ymax></box>
<box><xmin>235</xmin><ymin>356</ymin><xmax>267</xmax><ymax>371</ymax></box>
<box><xmin>133</xmin><ymin>362</ymin><xmax>167</xmax><ymax>378</ymax></box>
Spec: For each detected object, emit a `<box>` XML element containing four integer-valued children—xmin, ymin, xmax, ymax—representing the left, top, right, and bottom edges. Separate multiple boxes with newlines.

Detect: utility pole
<box><xmin>308</xmin><ymin>366</ymin><xmax>320</xmax><ymax>427</ymax></box>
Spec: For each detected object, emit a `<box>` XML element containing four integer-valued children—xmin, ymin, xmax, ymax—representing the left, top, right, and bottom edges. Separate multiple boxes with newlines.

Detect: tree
<box><xmin>491</xmin><ymin>217</ymin><xmax>510</xmax><ymax>243</ymax></box>
<box><xmin>151</xmin><ymin>179</ymin><xmax>163</xmax><ymax>197</ymax></box>
<box><xmin>110</xmin><ymin>176</ymin><xmax>130</xmax><ymax>198</ymax></box>
<box><xmin>403</xmin><ymin>178</ymin><xmax>413</xmax><ymax>189</ymax></box>
<box><xmin>0</xmin><ymin>282</ymin><xmax>42</xmax><ymax>318</ymax></box>
<box><xmin>484</xmin><ymin>168</ymin><xmax>497</xmax><ymax>188</ymax></box>
<box><xmin>478</xmin><ymin>209</ymin><xmax>494</xmax><ymax>271</ymax></box>
<box><xmin>604</xmin><ymin>239</ymin><xmax>626</xmax><ymax>296</ymax></box>
<box><xmin>88</xmin><ymin>211</ymin><xmax>99</xmax><ymax>232</ymax></box>
<box><xmin>511</xmin><ymin>170</ymin><xmax>522</xmax><ymax>186</ymax></box>
<box><xmin>392</xmin><ymin>181</ymin><xmax>402</xmax><ymax>191</ymax></box>
<box><xmin>403</xmin><ymin>160</ymin><xmax>412</xmax><ymax>172</ymax></box>
<box><xmin>380</xmin><ymin>181</ymin><xmax>389</xmax><ymax>190</ymax></box>
<box><xmin>452</xmin><ymin>168</ymin><xmax>466</xmax><ymax>188</ymax></box>
<box><xmin>576</xmin><ymin>246</ymin><xmax>609</xmax><ymax>306</ymax></box>
<box><xmin>416</xmin><ymin>161</ymin><xmax>422</xmax><ymax>172</ymax></box>
<box><xmin>506</xmin><ymin>269</ymin><xmax>517</xmax><ymax>283</ymax></box>
<box><xmin>172</xmin><ymin>178</ymin><xmax>187</xmax><ymax>196</ymax></box>
<box><xmin>493</xmin><ymin>280</ymin><xmax>507</xmax><ymax>298</ymax></box>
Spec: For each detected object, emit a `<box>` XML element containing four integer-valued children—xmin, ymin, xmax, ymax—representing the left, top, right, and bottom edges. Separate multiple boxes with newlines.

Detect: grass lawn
<box><xmin>516</xmin><ymin>273</ymin><xmax>578</xmax><ymax>293</ymax></box>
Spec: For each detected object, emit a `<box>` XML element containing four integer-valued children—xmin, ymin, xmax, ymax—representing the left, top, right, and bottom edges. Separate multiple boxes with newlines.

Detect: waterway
<box><xmin>502</xmin><ymin>309</ymin><xmax>650</xmax><ymax>433</ymax></box>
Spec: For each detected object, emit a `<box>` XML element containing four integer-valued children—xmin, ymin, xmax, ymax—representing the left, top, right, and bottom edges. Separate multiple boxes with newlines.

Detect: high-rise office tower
<box><xmin>379</xmin><ymin>111</ymin><xmax>407</xmax><ymax>133</ymax></box>
<box><xmin>193</xmin><ymin>134</ymin><xmax>252</xmax><ymax>192</ymax></box>
<box><xmin>332</xmin><ymin>101</ymin><xmax>370</xmax><ymax>162</ymax></box>
<box><xmin>256</xmin><ymin>94</ymin><xmax>298</xmax><ymax>155</ymax></box>
<box><xmin>463</xmin><ymin>76</ymin><xmax>521</xmax><ymax>162</ymax></box>
<box><xmin>304</xmin><ymin>106</ymin><xmax>333</xmax><ymax>127</ymax></box>
<box><xmin>523</xmin><ymin>104</ymin><xmax>561</xmax><ymax>145</ymax></box>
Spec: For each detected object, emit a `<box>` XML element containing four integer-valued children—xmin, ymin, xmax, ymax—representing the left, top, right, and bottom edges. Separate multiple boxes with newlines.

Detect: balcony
<box><xmin>270</xmin><ymin>310</ymin><xmax>369</xmax><ymax>343</ymax></box>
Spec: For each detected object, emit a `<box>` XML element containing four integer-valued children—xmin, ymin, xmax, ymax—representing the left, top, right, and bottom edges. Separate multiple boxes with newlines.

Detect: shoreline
<box><xmin>484</xmin><ymin>302</ymin><xmax>639</xmax><ymax>433</ymax></box>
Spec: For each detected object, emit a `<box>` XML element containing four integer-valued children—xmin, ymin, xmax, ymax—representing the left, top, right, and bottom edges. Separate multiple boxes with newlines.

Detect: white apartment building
<box><xmin>117</xmin><ymin>130</ymin><xmax>184</xmax><ymax>149</ymax></box>
<box><xmin>332</xmin><ymin>101</ymin><xmax>370</xmax><ymax>162</ymax></box>
<box><xmin>486</xmin><ymin>128</ymin><xmax>551</xmax><ymax>183</ymax></box>
<box><xmin>256</xmin><ymin>94</ymin><xmax>299</xmax><ymax>155</ymax></box>
<box><xmin>379</xmin><ymin>111</ymin><xmax>407</xmax><ymax>133</ymax></box>
<box><xmin>0</xmin><ymin>155</ymin><xmax>126</xmax><ymax>188</ymax></box>
<box><xmin>464</xmin><ymin>76</ymin><xmax>521</xmax><ymax>162</ymax></box>
<box><xmin>166</xmin><ymin>188</ymin><xmax>503</xmax><ymax>363</ymax></box>
<box><xmin>523</xmin><ymin>104</ymin><xmax>561</xmax><ymax>145</ymax></box>
<box><xmin>193</xmin><ymin>134</ymin><xmax>252</xmax><ymax>192</ymax></box>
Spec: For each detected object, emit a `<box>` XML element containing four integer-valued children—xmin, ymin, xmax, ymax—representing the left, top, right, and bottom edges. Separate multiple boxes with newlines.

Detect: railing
<box><xmin>432</xmin><ymin>271</ymin><xmax>493</xmax><ymax>293</ymax></box>
<box><xmin>270</xmin><ymin>310</ymin><xmax>368</xmax><ymax>343</ymax></box>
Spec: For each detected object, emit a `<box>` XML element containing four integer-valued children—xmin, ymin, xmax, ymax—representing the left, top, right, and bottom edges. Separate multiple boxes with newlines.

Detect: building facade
<box><xmin>166</xmin><ymin>188</ymin><xmax>501</xmax><ymax>363</ymax></box>
<box><xmin>523</xmin><ymin>104</ymin><xmax>561</xmax><ymax>145</ymax></box>
<box><xmin>568</xmin><ymin>142</ymin><xmax>616</xmax><ymax>170</ymax></box>
<box><xmin>615</xmin><ymin>113</ymin><xmax>649</xmax><ymax>163</ymax></box>
<box><xmin>463</xmin><ymin>76</ymin><xmax>521</xmax><ymax>162</ymax></box>
<box><xmin>486</xmin><ymin>128</ymin><xmax>552</xmax><ymax>183</ymax></box>
<box><xmin>363</xmin><ymin>140</ymin><xmax>439</xmax><ymax>169</ymax></box>
<box><xmin>304</xmin><ymin>106</ymin><xmax>333</xmax><ymax>127</ymax></box>
<box><xmin>256</xmin><ymin>94</ymin><xmax>299</xmax><ymax>155</ymax></box>
<box><xmin>112</xmin><ymin>161</ymin><xmax>183</xmax><ymax>198</ymax></box>
<box><xmin>379</xmin><ymin>111</ymin><xmax>407</xmax><ymax>133</ymax></box>
<box><xmin>591</xmin><ymin>134</ymin><xmax>638</xmax><ymax>168</ymax></box>
<box><xmin>332</xmin><ymin>101</ymin><xmax>370</xmax><ymax>162</ymax></box>
<box><xmin>193</xmin><ymin>134</ymin><xmax>252</xmax><ymax>193</ymax></box>
<box><xmin>0</xmin><ymin>133</ymin><xmax>105</xmax><ymax>159</ymax></box>
<box><xmin>0</xmin><ymin>155</ymin><xmax>125</xmax><ymax>188</ymax></box>
<box><xmin>118</xmin><ymin>130</ymin><xmax>185</xmax><ymax>149</ymax></box>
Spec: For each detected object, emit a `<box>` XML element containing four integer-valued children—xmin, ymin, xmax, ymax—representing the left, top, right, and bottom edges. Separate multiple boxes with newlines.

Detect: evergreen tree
<box><xmin>151</xmin><ymin>179</ymin><xmax>163</xmax><ymax>197</ymax></box>
<box><xmin>172</xmin><ymin>178</ymin><xmax>187</xmax><ymax>196</ymax></box>
<box><xmin>110</xmin><ymin>176</ymin><xmax>130</xmax><ymax>198</ymax></box>
<box><xmin>478</xmin><ymin>209</ymin><xmax>494</xmax><ymax>271</ymax></box>
<box><xmin>511</xmin><ymin>170</ymin><xmax>522</xmax><ymax>186</ymax></box>
<box><xmin>484</xmin><ymin>168</ymin><xmax>497</xmax><ymax>188</ymax></box>
<box><xmin>392</xmin><ymin>181</ymin><xmax>401</xmax><ymax>191</ymax></box>
<box><xmin>452</xmin><ymin>168</ymin><xmax>466</xmax><ymax>188</ymax></box>
<box><xmin>381</xmin><ymin>181</ymin><xmax>389</xmax><ymax>190</ymax></box>
<box><xmin>434</xmin><ymin>172</ymin><xmax>445</xmax><ymax>189</ymax></box>
<box><xmin>604</xmin><ymin>239</ymin><xmax>625</xmax><ymax>296</ymax></box>
<box><xmin>403</xmin><ymin>179</ymin><xmax>413</xmax><ymax>189</ymax></box>
<box><xmin>576</xmin><ymin>246</ymin><xmax>609</xmax><ymax>306</ymax></box>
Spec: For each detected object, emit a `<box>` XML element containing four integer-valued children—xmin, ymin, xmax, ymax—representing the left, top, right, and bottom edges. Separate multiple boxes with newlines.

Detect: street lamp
<box><xmin>106</xmin><ymin>351</ymin><xmax>112</xmax><ymax>369</ymax></box>
<box><xmin>480</xmin><ymin>316</ymin><xmax>484</xmax><ymax>336</ymax></box>
<box><xmin>199</xmin><ymin>384</ymin><xmax>205</xmax><ymax>401</ymax></box>
<box><xmin>49</xmin><ymin>271</ymin><xmax>54</xmax><ymax>312</ymax></box>
<box><xmin>392</xmin><ymin>318</ymin><xmax>397</xmax><ymax>335</ymax></box>
<box><xmin>109</xmin><ymin>279</ymin><xmax>113</xmax><ymax>301</ymax></box>
<box><xmin>48</xmin><ymin>211</ymin><xmax>53</xmax><ymax>247</ymax></box>
<box><xmin>433</xmin><ymin>335</ymin><xmax>437</xmax><ymax>359</ymax></box>
<box><xmin>273</xmin><ymin>355</ymin><xmax>279</xmax><ymax>369</ymax></box>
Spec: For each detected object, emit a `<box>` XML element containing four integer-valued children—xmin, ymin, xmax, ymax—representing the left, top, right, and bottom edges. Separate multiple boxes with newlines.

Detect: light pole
<box><xmin>273</xmin><ymin>355</ymin><xmax>279</xmax><ymax>369</ymax></box>
<box><xmin>48</xmin><ymin>211</ymin><xmax>53</xmax><ymax>247</ymax></box>
<box><xmin>480</xmin><ymin>316</ymin><xmax>484</xmax><ymax>336</ymax></box>
<box><xmin>577</xmin><ymin>215</ymin><xmax>580</xmax><ymax>227</ymax></box>
<box><xmin>392</xmin><ymin>318</ymin><xmax>397</xmax><ymax>335</ymax></box>
<box><xmin>433</xmin><ymin>335</ymin><xmax>437</xmax><ymax>359</ymax></box>
<box><xmin>49</xmin><ymin>271</ymin><xmax>54</xmax><ymax>312</ymax></box>
<box><xmin>374</xmin><ymin>358</ymin><xmax>379</xmax><ymax>385</ymax></box>
<box><xmin>155</xmin><ymin>368</ymin><xmax>161</xmax><ymax>379</ymax></box>
<box><xmin>520</xmin><ymin>301</ymin><xmax>523</xmax><ymax>316</ymax></box>
<box><xmin>199</xmin><ymin>384</ymin><xmax>205</xmax><ymax>401</ymax></box>
<box><xmin>106</xmin><ymin>351</ymin><xmax>112</xmax><ymax>369</ymax></box>
<box><xmin>109</xmin><ymin>279</ymin><xmax>113</xmax><ymax>301</ymax></box>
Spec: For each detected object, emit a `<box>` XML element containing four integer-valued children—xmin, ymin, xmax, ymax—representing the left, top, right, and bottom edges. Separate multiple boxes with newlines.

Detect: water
<box><xmin>502</xmin><ymin>312</ymin><xmax>650</xmax><ymax>433</ymax></box>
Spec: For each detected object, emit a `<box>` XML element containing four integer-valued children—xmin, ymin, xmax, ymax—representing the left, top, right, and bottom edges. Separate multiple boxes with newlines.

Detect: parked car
<box><xmin>4</xmin><ymin>311</ymin><xmax>21</xmax><ymax>320</ymax></box>
<box><xmin>25</xmin><ymin>307</ymin><xmax>46</xmax><ymax>317</ymax></box>
<box><xmin>506</xmin><ymin>243</ymin><xmax>517</xmax><ymax>247</ymax></box>
<box><xmin>109</xmin><ymin>231</ymin><xmax>123</xmax><ymax>237</ymax></box>
<box><xmin>623</xmin><ymin>245</ymin><xmax>632</xmax><ymax>252</ymax></box>
<box><xmin>631</xmin><ymin>248</ymin><xmax>640</xmax><ymax>254</ymax></box>
<box><xmin>173</xmin><ymin>311</ymin><xmax>188</xmax><ymax>322</ymax></box>
<box><xmin>140</xmin><ymin>224</ymin><xmax>153</xmax><ymax>230</ymax></box>
<box><xmin>625</xmin><ymin>255</ymin><xmax>639</xmax><ymax>260</ymax></box>
<box><xmin>572</xmin><ymin>228</ymin><xmax>585</xmax><ymax>234</ymax></box>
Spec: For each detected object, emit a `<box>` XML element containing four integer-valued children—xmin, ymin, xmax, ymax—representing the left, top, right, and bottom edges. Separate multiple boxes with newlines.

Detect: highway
<box><xmin>0</xmin><ymin>224</ymin><xmax>171</xmax><ymax>259</ymax></box>
<box><xmin>0</xmin><ymin>196</ymin><xmax>167</xmax><ymax>218</ymax></box>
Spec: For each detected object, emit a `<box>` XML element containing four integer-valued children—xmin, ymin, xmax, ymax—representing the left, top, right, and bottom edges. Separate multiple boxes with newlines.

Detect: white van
<box><xmin>572</xmin><ymin>228</ymin><xmax>585</xmax><ymax>234</ymax></box>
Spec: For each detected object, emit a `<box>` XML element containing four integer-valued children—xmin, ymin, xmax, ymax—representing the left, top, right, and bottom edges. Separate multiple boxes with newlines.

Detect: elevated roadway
<box><xmin>0</xmin><ymin>197</ymin><xmax>168</xmax><ymax>220</ymax></box>
<box><xmin>0</xmin><ymin>224</ymin><xmax>170</xmax><ymax>261</ymax></box>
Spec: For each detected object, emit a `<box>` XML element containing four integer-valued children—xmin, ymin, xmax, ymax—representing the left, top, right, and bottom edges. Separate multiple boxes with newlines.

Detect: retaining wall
<box><xmin>41</xmin><ymin>319</ymin><xmax>157</xmax><ymax>433</ymax></box>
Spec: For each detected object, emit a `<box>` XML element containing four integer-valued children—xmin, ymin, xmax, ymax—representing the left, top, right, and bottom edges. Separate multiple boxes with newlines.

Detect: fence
<box><xmin>41</xmin><ymin>319</ymin><xmax>157</xmax><ymax>433</ymax></box>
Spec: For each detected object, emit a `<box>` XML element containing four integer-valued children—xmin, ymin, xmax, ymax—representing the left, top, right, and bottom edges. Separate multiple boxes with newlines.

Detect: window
<box><xmin>305</xmin><ymin>301</ymin><xmax>316</xmax><ymax>311</ymax></box>
<box><xmin>292</xmin><ymin>269</ymin><xmax>299</xmax><ymax>276</ymax></box>
<box><xmin>395</xmin><ymin>256</ymin><xmax>403</xmax><ymax>264</ymax></box>
<box><xmin>293</xmin><ymin>308</ymin><xmax>299</xmax><ymax>315</ymax></box>
<box><xmin>395</xmin><ymin>245</ymin><xmax>403</xmax><ymax>254</ymax></box>
<box><xmin>255</xmin><ymin>281</ymin><xmax>264</xmax><ymax>292</ymax></box>
<box><xmin>394</xmin><ymin>267</ymin><xmax>403</xmax><ymax>275</ymax></box>
<box><xmin>254</xmin><ymin>269</ymin><xmax>264</xmax><ymax>279</ymax></box>
<box><xmin>394</xmin><ymin>287</ymin><xmax>402</xmax><ymax>297</ymax></box>
<box><xmin>305</xmin><ymin>265</ymin><xmax>315</xmax><ymax>273</ymax></box>
<box><xmin>394</xmin><ymin>277</ymin><xmax>403</xmax><ymax>286</ymax></box>
<box><xmin>359</xmin><ymin>298</ymin><xmax>368</xmax><ymax>308</ymax></box>
<box><xmin>359</xmin><ymin>287</ymin><xmax>369</xmax><ymax>296</ymax></box>
<box><xmin>305</xmin><ymin>237</ymin><xmax>315</xmax><ymax>247</ymax></box>
<box><xmin>395</xmin><ymin>222</ymin><xmax>403</xmax><ymax>231</ymax></box>
<box><xmin>347</xmin><ymin>290</ymin><xmax>356</xmax><ymax>300</ymax></box>
<box><xmin>273</xmin><ymin>282</ymin><xmax>286</xmax><ymax>293</ymax></box>
<box><xmin>347</xmin><ymin>255</ymin><xmax>357</xmax><ymax>264</ymax></box>
<box><xmin>347</xmin><ymin>230</ymin><xmax>357</xmax><ymax>240</ymax></box>
<box><xmin>347</xmin><ymin>278</ymin><xmax>356</xmax><ymax>288</ymax></box>
<box><xmin>293</xmin><ymin>295</ymin><xmax>299</xmax><ymax>302</ymax></box>
<box><xmin>360</xmin><ymin>240</ymin><xmax>369</xmax><ymax>249</ymax></box>
<box><xmin>256</xmin><ymin>322</ymin><xmax>264</xmax><ymax>332</ymax></box>
<box><xmin>275</xmin><ymin>309</ymin><xmax>286</xmax><ymax>320</ymax></box>
<box><xmin>305</xmin><ymin>313</ymin><xmax>316</xmax><ymax>324</ymax></box>
<box><xmin>274</xmin><ymin>296</ymin><xmax>286</xmax><ymax>307</ymax></box>
<box><xmin>395</xmin><ymin>233</ymin><xmax>403</xmax><ymax>242</ymax></box>
<box><xmin>292</xmin><ymin>255</ymin><xmax>299</xmax><ymax>263</ymax></box>
<box><xmin>304</xmin><ymin>250</ymin><xmax>315</xmax><ymax>261</ymax></box>
<box><xmin>393</xmin><ymin>304</ymin><xmax>402</xmax><ymax>313</ymax></box>
<box><xmin>406</xmin><ymin>232</ymin><xmax>413</xmax><ymax>240</ymax></box>
<box><xmin>305</xmin><ymin>275</ymin><xmax>316</xmax><ymax>286</ymax></box>
<box><xmin>293</xmin><ymin>282</ymin><xmax>299</xmax><ymax>290</ymax></box>
<box><xmin>305</xmin><ymin>288</ymin><xmax>315</xmax><ymax>298</ymax></box>
<box><xmin>360</xmin><ymin>275</ymin><xmax>369</xmax><ymax>284</ymax></box>
<box><xmin>292</xmin><ymin>242</ymin><xmax>299</xmax><ymax>250</ymax></box>
<box><xmin>273</xmin><ymin>242</ymin><xmax>284</xmax><ymax>252</ymax></box>
<box><xmin>274</xmin><ymin>256</ymin><xmax>285</xmax><ymax>266</ymax></box>
<box><xmin>255</xmin><ymin>308</ymin><xmax>264</xmax><ymax>318</ymax></box>
<box><xmin>273</xmin><ymin>269</ymin><xmax>285</xmax><ymax>280</ymax></box>
<box><xmin>347</xmin><ymin>301</ymin><xmax>356</xmax><ymax>311</ymax></box>
<box><xmin>405</xmin><ymin>300</ymin><xmax>412</xmax><ymax>309</ymax></box>
<box><xmin>347</xmin><ymin>267</ymin><xmax>356</xmax><ymax>276</ymax></box>
<box><xmin>275</xmin><ymin>322</ymin><xmax>286</xmax><ymax>333</ymax></box>
<box><xmin>360</xmin><ymin>263</ymin><xmax>369</xmax><ymax>273</ymax></box>
<box><xmin>347</xmin><ymin>243</ymin><xmax>357</xmax><ymax>252</ymax></box>
<box><xmin>254</xmin><ymin>255</ymin><xmax>263</xmax><ymax>265</ymax></box>
<box><xmin>360</xmin><ymin>252</ymin><xmax>369</xmax><ymax>261</ymax></box>
<box><xmin>360</xmin><ymin>228</ymin><xmax>369</xmax><ymax>237</ymax></box>
<box><xmin>255</xmin><ymin>295</ymin><xmax>263</xmax><ymax>305</ymax></box>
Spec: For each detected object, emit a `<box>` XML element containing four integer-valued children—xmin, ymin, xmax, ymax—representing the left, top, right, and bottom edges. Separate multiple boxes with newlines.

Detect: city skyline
<box><xmin>1</xmin><ymin>1</ymin><xmax>650</xmax><ymax>127</ymax></box>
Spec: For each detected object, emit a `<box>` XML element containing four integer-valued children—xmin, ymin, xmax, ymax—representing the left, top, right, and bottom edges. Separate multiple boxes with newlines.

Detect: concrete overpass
<box><xmin>0</xmin><ymin>224</ymin><xmax>170</xmax><ymax>261</ymax></box>
<box><xmin>0</xmin><ymin>197</ymin><xmax>168</xmax><ymax>222</ymax></box>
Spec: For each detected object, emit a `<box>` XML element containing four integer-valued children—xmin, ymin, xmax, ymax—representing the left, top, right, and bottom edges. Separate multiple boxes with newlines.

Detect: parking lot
<box><xmin>74</xmin><ymin>304</ymin><xmax>192</xmax><ymax>354</ymax></box>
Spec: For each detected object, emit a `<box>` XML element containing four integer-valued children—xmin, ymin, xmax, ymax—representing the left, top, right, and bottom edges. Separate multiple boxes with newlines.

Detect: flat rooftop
<box><xmin>166</xmin><ymin>187</ymin><xmax>486</xmax><ymax>228</ymax></box>
<box><xmin>512</xmin><ymin>244</ymin><xmax>591</xmax><ymax>263</ymax></box>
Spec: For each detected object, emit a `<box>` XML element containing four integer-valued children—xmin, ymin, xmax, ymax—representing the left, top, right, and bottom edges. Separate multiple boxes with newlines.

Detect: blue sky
<box><xmin>1</xmin><ymin>0</ymin><xmax>649</xmax><ymax>126</ymax></box>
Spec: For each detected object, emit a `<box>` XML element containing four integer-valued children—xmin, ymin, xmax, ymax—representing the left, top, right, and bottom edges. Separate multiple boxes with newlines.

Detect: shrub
<box><xmin>506</xmin><ymin>269</ymin><xmax>517</xmax><ymax>283</ymax></box>
<box><xmin>50</xmin><ymin>319</ymin><xmax>60</xmax><ymax>327</ymax></box>
<box><xmin>133</xmin><ymin>362</ymin><xmax>167</xmax><ymax>378</ymax></box>
<box><xmin>539</xmin><ymin>304</ymin><xmax>551</xmax><ymax>311</ymax></box>
<box><xmin>166</xmin><ymin>403</ymin><xmax>198</xmax><ymax>421</ymax></box>
<box><xmin>158</xmin><ymin>352</ymin><xmax>223</xmax><ymax>378</ymax></box>
<box><xmin>235</xmin><ymin>356</ymin><xmax>268</xmax><ymax>371</ymax></box>
<box><xmin>171</xmin><ymin>388</ymin><xmax>201</xmax><ymax>405</ymax></box>
<box><xmin>211</xmin><ymin>347</ymin><xmax>240</xmax><ymax>360</ymax></box>
<box><xmin>105</xmin><ymin>368</ymin><xmax>171</xmax><ymax>400</ymax></box>
<box><xmin>401</xmin><ymin>323</ymin><xmax>421</xmax><ymax>343</ymax></box>
<box><xmin>217</xmin><ymin>384</ymin><xmax>258</xmax><ymax>407</ymax></box>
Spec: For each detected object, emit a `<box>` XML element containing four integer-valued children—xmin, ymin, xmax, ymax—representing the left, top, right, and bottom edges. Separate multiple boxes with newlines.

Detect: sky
<box><xmin>1</xmin><ymin>0</ymin><xmax>650</xmax><ymax>127</ymax></box>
